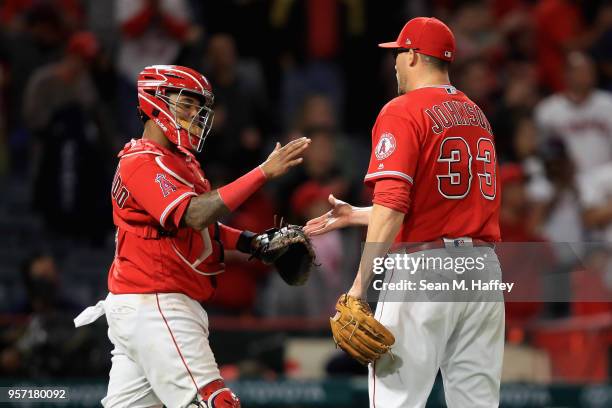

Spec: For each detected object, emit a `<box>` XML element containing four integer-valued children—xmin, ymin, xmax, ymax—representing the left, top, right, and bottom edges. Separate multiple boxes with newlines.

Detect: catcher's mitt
<box><xmin>330</xmin><ymin>294</ymin><xmax>395</xmax><ymax>365</ymax></box>
<box><xmin>251</xmin><ymin>225</ymin><xmax>315</xmax><ymax>286</ymax></box>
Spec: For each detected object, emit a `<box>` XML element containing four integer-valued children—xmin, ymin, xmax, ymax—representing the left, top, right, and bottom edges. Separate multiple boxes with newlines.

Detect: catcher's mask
<box><xmin>137</xmin><ymin>65</ymin><xmax>214</xmax><ymax>153</ymax></box>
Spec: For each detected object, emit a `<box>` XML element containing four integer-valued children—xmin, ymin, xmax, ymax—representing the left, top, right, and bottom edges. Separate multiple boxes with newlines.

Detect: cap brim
<box><xmin>378</xmin><ymin>41</ymin><xmax>400</xmax><ymax>48</ymax></box>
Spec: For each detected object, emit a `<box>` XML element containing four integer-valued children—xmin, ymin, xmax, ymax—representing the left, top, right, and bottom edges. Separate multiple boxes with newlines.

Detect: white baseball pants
<box><xmin>369</xmin><ymin>245</ymin><xmax>505</xmax><ymax>408</ymax></box>
<box><xmin>75</xmin><ymin>293</ymin><xmax>221</xmax><ymax>408</ymax></box>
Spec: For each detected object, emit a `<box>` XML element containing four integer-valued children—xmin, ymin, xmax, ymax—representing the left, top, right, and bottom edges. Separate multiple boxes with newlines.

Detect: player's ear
<box><xmin>407</xmin><ymin>49</ymin><xmax>418</xmax><ymax>67</ymax></box>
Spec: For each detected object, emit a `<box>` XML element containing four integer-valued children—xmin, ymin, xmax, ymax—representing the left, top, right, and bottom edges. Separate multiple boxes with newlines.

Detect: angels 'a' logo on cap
<box><xmin>444</xmin><ymin>50</ymin><xmax>452</xmax><ymax>58</ymax></box>
<box><xmin>375</xmin><ymin>132</ymin><xmax>396</xmax><ymax>160</ymax></box>
<box><xmin>405</xmin><ymin>38</ymin><xmax>412</xmax><ymax>45</ymax></box>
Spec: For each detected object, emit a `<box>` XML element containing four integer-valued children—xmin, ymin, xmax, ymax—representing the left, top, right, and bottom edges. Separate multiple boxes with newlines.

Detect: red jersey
<box><xmin>109</xmin><ymin>139</ymin><xmax>240</xmax><ymax>301</ymax></box>
<box><xmin>365</xmin><ymin>85</ymin><xmax>501</xmax><ymax>243</ymax></box>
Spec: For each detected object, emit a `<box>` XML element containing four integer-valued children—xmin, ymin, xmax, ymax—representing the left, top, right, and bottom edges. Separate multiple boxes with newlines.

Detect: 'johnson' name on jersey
<box><xmin>424</xmin><ymin>100</ymin><xmax>492</xmax><ymax>135</ymax></box>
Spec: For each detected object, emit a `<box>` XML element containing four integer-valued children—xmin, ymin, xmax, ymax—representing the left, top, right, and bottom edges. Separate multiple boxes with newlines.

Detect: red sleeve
<box><xmin>122</xmin><ymin>159</ymin><xmax>197</xmax><ymax>229</ymax></box>
<box><xmin>217</xmin><ymin>223</ymin><xmax>243</xmax><ymax>250</ymax></box>
<box><xmin>121</xmin><ymin>6</ymin><xmax>154</xmax><ymax>38</ymax></box>
<box><xmin>372</xmin><ymin>178</ymin><xmax>412</xmax><ymax>214</ymax></box>
<box><xmin>167</xmin><ymin>199</ymin><xmax>191</xmax><ymax>231</ymax></box>
<box><xmin>217</xmin><ymin>167</ymin><xmax>267</xmax><ymax>211</ymax></box>
<box><xmin>364</xmin><ymin>113</ymin><xmax>421</xmax><ymax>187</ymax></box>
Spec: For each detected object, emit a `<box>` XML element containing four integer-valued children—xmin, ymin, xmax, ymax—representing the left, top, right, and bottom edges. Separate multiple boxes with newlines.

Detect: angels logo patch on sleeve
<box><xmin>375</xmin><ymin>132</ymin><xmax>396</xmax><ymax>160</ymax></box>
<box><xmin>156</xmin><ymin>173</ymin><xmax>177</xmax><ymax>197</ymax></box>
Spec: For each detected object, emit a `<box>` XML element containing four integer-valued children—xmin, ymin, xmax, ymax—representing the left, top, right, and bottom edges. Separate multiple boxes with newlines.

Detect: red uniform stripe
<box><xmin>156</xmin><ymin>294</ymin><xmax>199</xmax><ymax>392</ymax></box>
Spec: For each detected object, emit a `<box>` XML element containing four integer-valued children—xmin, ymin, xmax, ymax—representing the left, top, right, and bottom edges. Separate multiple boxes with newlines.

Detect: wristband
<box><xmin>217</xmin><ymin>167</ymin><xmax>267</xmax><ymax>211</ymax></box>
<box><xmin>236</xmin><ymin>230</ymin><xmax>257</xmax><ymax>254</ymax></box>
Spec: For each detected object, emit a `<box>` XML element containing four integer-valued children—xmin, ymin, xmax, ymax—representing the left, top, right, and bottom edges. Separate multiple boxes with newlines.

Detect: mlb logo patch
<box><xmin>444</xmin><ymin>51</ymin><xmax>452</xmax><ymax>58</ymax></box>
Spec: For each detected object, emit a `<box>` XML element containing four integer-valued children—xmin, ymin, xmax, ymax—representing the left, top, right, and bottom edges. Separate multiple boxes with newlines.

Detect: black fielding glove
<box><xmin>236</xmin><ymin>226</ymin><xmax>316</xmax><ymax>286</ymax></box>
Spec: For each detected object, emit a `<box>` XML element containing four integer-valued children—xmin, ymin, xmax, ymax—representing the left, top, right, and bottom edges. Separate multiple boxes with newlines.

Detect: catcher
<box><xmin>74</xmin><ymin>65</ymin><xmax>314</xmax><ymax>408</ymax></box>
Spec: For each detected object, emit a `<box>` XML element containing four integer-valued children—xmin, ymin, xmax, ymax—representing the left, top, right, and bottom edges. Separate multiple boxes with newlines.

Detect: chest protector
<box><xmin>115</xmin><ymin>140</ymin><xmax>224</xmax><ymax>276</ymax></box>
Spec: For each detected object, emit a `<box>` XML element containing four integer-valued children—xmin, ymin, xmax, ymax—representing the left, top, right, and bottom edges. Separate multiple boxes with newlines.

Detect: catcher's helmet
<box><xmin>137</xmin><ymin>65</ymin><xmax>214</xmax><ymax>152</ymax></box>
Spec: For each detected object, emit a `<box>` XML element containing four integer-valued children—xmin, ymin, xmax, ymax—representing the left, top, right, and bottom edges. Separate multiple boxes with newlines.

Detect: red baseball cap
<box><xmin>379</xmin><ymin>17</ymin><xmax>456</xmax><ymax>62</ymax></box>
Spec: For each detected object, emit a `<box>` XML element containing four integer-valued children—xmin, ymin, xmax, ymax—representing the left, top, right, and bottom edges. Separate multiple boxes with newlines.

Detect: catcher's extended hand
<box><xmin>330</xmin><ymin>294</ymin><xmax>395</xmax><ymax>365</ymax></box>
<box><xmin>250</xmin><ymin>225</ymin><xmax>315</xmax><ymax>286</ymax></box>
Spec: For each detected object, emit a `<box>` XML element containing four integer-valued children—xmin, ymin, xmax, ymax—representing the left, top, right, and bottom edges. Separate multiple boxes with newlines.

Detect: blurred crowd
<box><xmin>1</xmin><ymin>0</ymin><xmax>612</xmax><ymax>381</ymax></box>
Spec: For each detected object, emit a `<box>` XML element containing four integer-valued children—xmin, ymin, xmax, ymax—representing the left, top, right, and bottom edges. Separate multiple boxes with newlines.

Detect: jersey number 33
<box><xmin>436</xmin><ymin>136</ymin><xmax>496</xmax><ymax>200</ymax></box>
